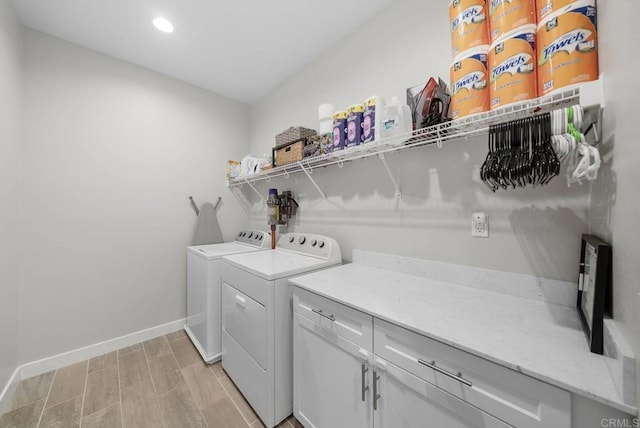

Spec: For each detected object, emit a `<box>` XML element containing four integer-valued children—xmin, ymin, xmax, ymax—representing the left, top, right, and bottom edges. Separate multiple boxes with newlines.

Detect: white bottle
<box><xmin>318</xmin><ymin>103</ymin><xmax>335</xmax><ymax>135</ymax></box>
<box><xmin>380</xmin><ymin>96</ymin><xmax>412</xmax><ymax>143</ymax></box>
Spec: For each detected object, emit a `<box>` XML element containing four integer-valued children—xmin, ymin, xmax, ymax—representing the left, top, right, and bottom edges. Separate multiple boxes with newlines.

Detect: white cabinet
<box><xmin>293</xmin><ymin>313</ymin><xmax>371</xmax><ymax>428</ymax></box>
<box><xmin>293</xmin><ymin>288</ymin><xmax>571</xmax><ymax>428</ymax></box>
<box><xmin>373</xmin><ymin>357</ymin><xmax>510</xmax><ymax>428</ymax></box>
<box><xmin>293</xmin><ymin>288</ymin><xmax>373</xmax><ymax>428</ymax></box>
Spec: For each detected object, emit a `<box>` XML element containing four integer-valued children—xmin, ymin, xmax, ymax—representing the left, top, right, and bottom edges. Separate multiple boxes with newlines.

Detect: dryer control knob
<box><xmin>318</xmin><ymin>241</ymin><xmax>325</xmax><ymax>248</ymax></box>
<box><xmin>298</xmin><ymin>236</ymin><xmax>306</xmax><ymax>245</ymax></box>
<box><xmin>311</xmin><ymin>239</ymin><xmax>317</xmax><ymax>247</ymax></box>
<box><xmin>248</xmin><ymin>232</ymin><xmax>253</xmax><ymax>238</ymax></box>
<box><xmin>289</xmin><ymin>236</ymin><xmax>295</xmax><ymax>243</ymax></box>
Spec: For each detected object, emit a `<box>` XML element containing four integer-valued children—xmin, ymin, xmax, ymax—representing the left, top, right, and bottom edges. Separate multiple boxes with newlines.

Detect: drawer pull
<box><xmin>361</xmin><ymin>362</ymin><xmax>369</xmax><ymax>402</ymax></box>
<box><xmin>311</xmin><ymin>308</ymin><xmax>335</xmax><ymax>321</ymax></box>
<box><xmin>372</xmin><ymin>369</ymin><xmax>381</xmax><ymax>411</ymax></box>
<box><xmin>235</xmin><ymin>295</ymin><xmax>246</xmax><ymax>307</ymax></box>
<box><xmin>418</xmin><ymin>359</ymin><xmax>472</xmax><ymax>387</ymax></box>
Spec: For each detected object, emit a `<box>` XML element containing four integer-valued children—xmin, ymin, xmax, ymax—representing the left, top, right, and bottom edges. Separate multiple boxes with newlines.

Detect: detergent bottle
<box><xmin>380</xmin><ymin>97</ymin><xmax>412</xmax><ymax>144</ymax></box>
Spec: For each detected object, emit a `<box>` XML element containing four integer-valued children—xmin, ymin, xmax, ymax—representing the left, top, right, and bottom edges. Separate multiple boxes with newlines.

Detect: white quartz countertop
<box><xmin>289</xmin><ymin>263</ymin><xmax>637</xmax><ymax>415</ymax></box>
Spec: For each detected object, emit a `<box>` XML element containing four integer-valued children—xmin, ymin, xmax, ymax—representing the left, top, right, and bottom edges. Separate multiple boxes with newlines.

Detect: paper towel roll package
<box><xmin>449</xmin><ymin>0</ymin><xmax>490</xmax><ymax>59</ymax></box>
<box><xmin>536</xmin><ymin>0</ymin><xmax>579</xmax><ymax>22</ymax></box>
<box><xmin>537</xmin><ymin>0</ymin><xmax>598</xmax><ymax>96</ymax></box>
<box><xmin>489</xmin><ymin>0</ymin><xmax>535</xmax><ymax>43</ymax></box>
<box><xmin>450</xmin><ymin>46</ymin><xmax>490</xmax><ymax>119</ymax></box>
<box><xmin>489</xmin><ymin>25</ymin><xmax>537</xmax><ymax>109</ymax></box>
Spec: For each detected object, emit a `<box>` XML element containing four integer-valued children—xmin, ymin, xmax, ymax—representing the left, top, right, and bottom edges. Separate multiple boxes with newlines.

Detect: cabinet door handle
<box><xmin>372</xmin><ymin>369</ymin><xmax>381</xmax><ymax>411</ymax></box>
<box><xmin>418</xmin><ymin>359</ymin><xmax>472</xmax><ymax>387</ymax></box>
<box><xmin>234</xmin><ymin>295</ymin><xmax>246</xmax><ymax>308</ymax></box>
<box><xmin>361</xmin><ymin>362</ymin><xmax>369</xmax><ymax>402</ymax></box>
<box><xmin>311</xmin><ymin>308</ymin><xmax>335</xmax><ymax>321</ymax></box>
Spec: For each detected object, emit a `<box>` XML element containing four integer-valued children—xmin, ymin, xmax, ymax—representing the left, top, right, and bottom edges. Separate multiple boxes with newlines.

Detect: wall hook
<box><xmin>189</xmin><ymin>196</ymin><xmax>221</xmax><ymax>216</ymax></box>
<box><xmin>189</xmin><ymin>196</ymin><xmax>200</xmax><ymax>216</ymax></box>
<box><xmin>584</xmin><ymin>121</ymin><xmax>600</xmax><ymax>145</ymax></box>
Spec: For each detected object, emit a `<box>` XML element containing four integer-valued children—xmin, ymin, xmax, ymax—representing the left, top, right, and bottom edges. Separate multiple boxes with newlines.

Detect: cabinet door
<box><xmin>294</xmin><ymin>313</ymin><xmax>371</xmax><ymax>428</ymax></box>
<box><xmin>373</xmin><ymin>358</ymin><xmax>511</xmax><ymax>428</ymax></box>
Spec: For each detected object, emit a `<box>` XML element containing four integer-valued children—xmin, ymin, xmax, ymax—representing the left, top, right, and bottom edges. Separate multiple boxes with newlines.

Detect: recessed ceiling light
<box><xmin>153</xmin><ymin>17</ymin><xmax>174</xmax><ymax>33</ymax></box>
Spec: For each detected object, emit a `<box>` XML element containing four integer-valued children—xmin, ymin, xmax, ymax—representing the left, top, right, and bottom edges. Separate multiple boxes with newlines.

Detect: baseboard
<box><xmin>18</xmin><ymin>318</ymin><xmax>185</xmax><ymax>380</ymax></box>
<box><xmin>0</xmin><ymin>366</ymin><xmax>22</xmax><ymax>415</ymax></box>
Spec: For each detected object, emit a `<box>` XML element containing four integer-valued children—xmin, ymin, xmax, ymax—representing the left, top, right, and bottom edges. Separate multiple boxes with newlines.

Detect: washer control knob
<box><xmin>289</xmin><ymin>236</ymin><xmax>295</xmax><ymax>243</ymax></box>
<box><xmin>257</xmin><ymin>234</ymin><xmax>262</xmax><ymax>240</ymax></box>
<box><xmin>298</xmin><ymin>236</ymin><xmax>306</xmax><ymax>245</ymax></box>
<box><xmin>318</xmin><ymin>241</ymin><xmax>325</xmax><ymax>248</ymax></box>
<box><xmin>248</xmin><ymin>232</ymin><xmax>253</xmax><ymax>238</ymax></box>
<box><xmin>311</xmin><ymin>239</ymin><xmax>317</xmax><ymax>247</ymax></box>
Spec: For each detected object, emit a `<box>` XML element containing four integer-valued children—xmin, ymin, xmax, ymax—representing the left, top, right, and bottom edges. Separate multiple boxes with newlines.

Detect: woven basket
<box><xmin>275</xmin><ymin>126</ymin><xmax>317</xmax><ymax>146</ymax></box>
<box><xmin>274</xmin><ymin>140</ymin><xmax>305</xmax><ymax>166</ymax></box>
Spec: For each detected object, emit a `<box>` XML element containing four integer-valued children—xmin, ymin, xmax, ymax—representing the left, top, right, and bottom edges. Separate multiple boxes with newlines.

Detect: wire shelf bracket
<box><xmin>378</xmin><ymin>153</ymin><xmax>401</xmax><ymax>199</ymax></box>
<box><xmin>228</xmin><ymin>186</ymin><xmax>252</xmax><ymax>217</ymax></box>
<box><xmin>243</xmin><ymin>179</ymin><xmax>263</xmax><ymax>201</ymax></box>
<box><xmin>299</xmin><ymin>163</ymin><xmax>326</xmax><ymax>200</ymax></box>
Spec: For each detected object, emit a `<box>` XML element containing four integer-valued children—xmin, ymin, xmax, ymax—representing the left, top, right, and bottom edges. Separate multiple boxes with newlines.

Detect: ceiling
<box><xmin>13</xmin><ymin>0</ymin><xmax>394</xmax><ymax>104</ymax></box>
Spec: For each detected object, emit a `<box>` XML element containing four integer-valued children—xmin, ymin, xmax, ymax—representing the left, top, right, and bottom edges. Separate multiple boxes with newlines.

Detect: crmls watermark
<box><xmin>601</xmin><ymin>418</ymin><xmax>640</xmax><ymax>428</ymax></box>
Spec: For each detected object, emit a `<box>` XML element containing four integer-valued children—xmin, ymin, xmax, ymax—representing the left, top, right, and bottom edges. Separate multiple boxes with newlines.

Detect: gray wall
<box><xmin>590</xmin><ymin>0</ymin><xmax>640</xmax><ymax>409</ymax></box>
<box><xmin>18</xmin><ymin>29</ymin><xmax>250</xmax><ymax>364</ymax></box>
<box><xmin>5</xmin><ymin>0</ymin><xmax>637</xmax><ymax>410</ymax></box>
<box><xmin>0</xmin><ymin>0</ymin><xmax>22</xmax><ymax>391</ymax></box>
<box><xmin>247</xmin><ymin>0</ymin><xmax>590</xmax><ymax>282</ymax></box>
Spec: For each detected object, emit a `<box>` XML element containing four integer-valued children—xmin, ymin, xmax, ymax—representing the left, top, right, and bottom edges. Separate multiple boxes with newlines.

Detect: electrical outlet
<box><xmin>472</xmin><ymin>212</ymin><xmax>489</xmax><ymax>238</ymax></box>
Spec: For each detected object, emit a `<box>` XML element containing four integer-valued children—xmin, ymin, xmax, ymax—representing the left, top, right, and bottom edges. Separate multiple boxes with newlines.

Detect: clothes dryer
<box><xmin>221</xmin><ymin>233</ymin><xmax>342</xmax><ymax>427</ymax></box>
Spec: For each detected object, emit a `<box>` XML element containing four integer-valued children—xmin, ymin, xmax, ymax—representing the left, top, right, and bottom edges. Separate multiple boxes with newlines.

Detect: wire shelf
<box><xmin>228</xmin><ymin>87</ymin><xmax>582</xmax><ymax>189</ymax></box>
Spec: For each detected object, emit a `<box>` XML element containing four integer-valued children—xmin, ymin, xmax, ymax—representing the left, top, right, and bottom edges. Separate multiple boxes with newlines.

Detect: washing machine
<box><xmin>185</xmin><ymin>229</ymin><xmax>270</xmax><ymax>364</ymax></box>
<box><xmin>221</xmin><ymin>232</ymin><xmax>342</xmax><ymax>427</ymax></box>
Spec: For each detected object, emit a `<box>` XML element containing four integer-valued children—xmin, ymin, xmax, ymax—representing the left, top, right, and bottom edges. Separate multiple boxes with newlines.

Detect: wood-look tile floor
<box><xmin>1</xmin><ymin>330</ymin><xmax>301</xmax><ymax>428</ymax></box>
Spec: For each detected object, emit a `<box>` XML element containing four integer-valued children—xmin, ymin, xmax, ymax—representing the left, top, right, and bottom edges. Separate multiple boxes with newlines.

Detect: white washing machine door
<box><xmin>222</xmin><ymin>282</ymin><xmax>268</xmax><ymax>369</ymax></box>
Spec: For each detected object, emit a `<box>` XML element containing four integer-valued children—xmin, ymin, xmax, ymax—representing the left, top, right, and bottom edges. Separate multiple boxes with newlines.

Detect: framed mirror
<box><xmin>577</xmin><ymin>234</ymin><xmax>611</xmax><ymax>354</ymax></box>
